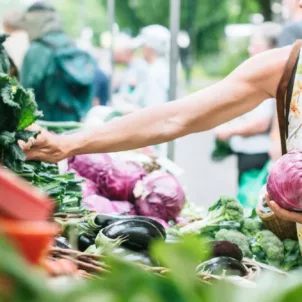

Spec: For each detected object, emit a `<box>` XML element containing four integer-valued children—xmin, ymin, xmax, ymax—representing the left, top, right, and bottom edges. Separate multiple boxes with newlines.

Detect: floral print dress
<box><xmin>286</xmin><ymin>52</ymin><xmax>302</xmax><ymax>252</ymax></box>
<box><xmin>287</xmin><ymin>58</ymin><xmax>302</xmax><ymax>151</ymax></box>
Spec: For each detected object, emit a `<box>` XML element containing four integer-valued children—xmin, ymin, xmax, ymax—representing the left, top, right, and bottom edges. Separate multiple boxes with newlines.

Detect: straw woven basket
<box><xmin>256</xmin><ymin>206</ymin><xmax>297</xmax><ymax>240</ymax></box>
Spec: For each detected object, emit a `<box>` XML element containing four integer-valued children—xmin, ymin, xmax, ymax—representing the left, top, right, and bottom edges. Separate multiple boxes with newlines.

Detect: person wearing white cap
<box><xmin>114</xmin><ymin>33</ymin><xmax>148</xmax><ymax>106</ymax></box>
<box><xmin>132</xmin><ymin>25</ymin><xmax>171</xmax><ymax>108</ymax></box>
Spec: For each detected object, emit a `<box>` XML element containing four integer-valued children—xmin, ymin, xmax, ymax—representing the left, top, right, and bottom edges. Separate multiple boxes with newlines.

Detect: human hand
<box><xmin>20</xmin><ymin>124</ymin><xmax>70</xmax><ymax>163</ymax></box>
<box><xmin>266</xmin><ymin>195</ymin><xmax>302</xmax><ymax>224</ymax></box>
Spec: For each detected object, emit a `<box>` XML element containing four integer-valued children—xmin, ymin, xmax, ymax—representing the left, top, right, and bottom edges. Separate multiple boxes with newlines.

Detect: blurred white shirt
<box><xmin>4</xmin><ymin>31</ymin><xmax>29</xmax><ymax>71</ymax></box>
<box><xmin>230</xmin><ymin>98</ymin><xmax>275</xmax><ymax>154</ymax></box>
<box><xmin>142</xmin><ymin>57</ymin><xmax>169</xmax><ymax>107</ymax></box>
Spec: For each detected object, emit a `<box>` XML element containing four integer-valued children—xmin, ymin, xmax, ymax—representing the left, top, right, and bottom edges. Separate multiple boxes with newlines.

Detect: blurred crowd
<box><xmin>2</xmin><ymin>1</ymin><xmax>172</xmax><ymax>121</ymax></box>
<box><xmin>2</xmin><ymin>0</ymin><xmax>302</xmax><ymax>206</ymax></box>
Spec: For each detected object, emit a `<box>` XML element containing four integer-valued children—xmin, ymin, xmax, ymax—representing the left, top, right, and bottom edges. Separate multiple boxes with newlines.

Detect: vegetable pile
<box><xmin>20</xmin><ymin>161</ymin><xmax>83</xmax><ymax>213</ymax></box>
<box><xmin>176</xmin><ymin>196</ymin><xmax>302</xmax><ymax>272</ymax></box>
<box><xmin>68</xmin><ymin>153</ymin><xmax>185</xmax><ymax>222</ymax></box>
<box><xmin>56</xmin><ymin>213</ymin><xmax>166</xmax><ymax>266</ymax></box>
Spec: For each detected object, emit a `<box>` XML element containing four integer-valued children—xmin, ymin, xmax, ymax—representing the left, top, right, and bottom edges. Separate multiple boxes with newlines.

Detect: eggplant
<box><xmin>212</xmin><ymin>241</ymin><xmax>243</xmax><ymax>261</ymax></box>
<box><xmin>102</xmin><ymin>219</ymin><xmax>164</xmax><ymax>252</ymax></box>
<box><xmin>78</xmin><ymin>234</ymin><xmax>95</xmax><ymax>252</ymax></box>
<box><xmin>94</xmin><ymin>214</ymin><xmax>166</xmax><ymax>238</ymax></box>
<box><xmin>55</xmin><ymin>236</ymin><xmax>72</xmax><ymax>249</ymax></box>
<box><xmin>196</xmin><ymin>257</ymin><xmax>248</xmax><ymax>277</ymax></box>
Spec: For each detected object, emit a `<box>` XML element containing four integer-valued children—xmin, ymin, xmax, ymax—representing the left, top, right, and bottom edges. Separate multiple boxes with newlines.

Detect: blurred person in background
<box><xmin>133</xmin><ymin>25</ymin><xmax>170</xmax><ymax>108</ymax></box>
<box><xmin>21</xmin><ymin>2</ymin><xmax>96</xmax><ymax>122</ymax></box>
<box><xmin>215</xmin><ymin>22</ymin><xmax>281</xmax><ymax>207</ymax></box>
<box><xmin>77</xmin><ymin>27</ymin><xmax>109</xmax><ymax>107</ymax></box>
<box><xmin>278</xmin><ymin>0</ymin><xmax>302</xmax><ymax>47</ymax></box>
<box><xmin>2</xmin><ymin>10</ymin><xmax>29</xmax><ymax>73</ymax></box>
<box><xmin>133</xmin><ymin>25</ymin><xmax>171</xmax><ymax>157</ymax></box>
<box><xmin>113</xmin><ymin>33</ymin><xmax>148</xmax><ymax>107</ymax></box>
<box><xmin>93</xmin><ymin>69</ymin><xmax>109</xmax><ymax>107</ymax></box>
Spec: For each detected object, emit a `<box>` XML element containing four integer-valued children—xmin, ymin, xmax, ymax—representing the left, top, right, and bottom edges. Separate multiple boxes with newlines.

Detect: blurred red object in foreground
<box><xmin>0</xmin><ymin>167</ymin><xmax>57</xmax><ymax>265</ymax></box>
<box><xmin>0</xmin><ymin>219</ymin><xmax>59</xmax><ymax>264</ymax></box>
<box><xmin>0</xmin><ymin>167</ymin><xmax>54</xmax><ymax>221</ymax></box>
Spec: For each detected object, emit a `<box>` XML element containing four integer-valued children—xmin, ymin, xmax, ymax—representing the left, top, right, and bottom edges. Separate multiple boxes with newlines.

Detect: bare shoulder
<box><xmin>229</xmin><ymin>45</ymin><xmax>293</xmax><ymax>98</ymax></box>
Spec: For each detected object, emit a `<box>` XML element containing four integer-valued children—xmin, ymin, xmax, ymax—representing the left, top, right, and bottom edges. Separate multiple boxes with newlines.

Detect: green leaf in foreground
<box><xmin>150</xmin><ymin>236</ymin><xmax>210</xmax><ymax>302</ymax></box>
<box><xmin>15</xmin><ymin>87</ymin><xmax>42</xmax><ymax>130</ymax></box>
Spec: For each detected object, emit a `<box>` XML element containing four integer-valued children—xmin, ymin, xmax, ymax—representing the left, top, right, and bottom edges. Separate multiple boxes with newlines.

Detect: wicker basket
<box><xmin>256</xmin><ymin>206</ymin><xmax>297</xmax><ymax>240</ymax></box>
<box><xmin>198</xmin><ymin>259</ymin><xmax>261</xmax><ymax>283</ymax></box>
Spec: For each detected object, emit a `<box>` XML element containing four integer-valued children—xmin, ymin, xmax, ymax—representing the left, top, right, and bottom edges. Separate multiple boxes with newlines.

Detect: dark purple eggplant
<box><xmin>94</xmin><ymin>214</ymin><xmax>166</xmax><ymax>238</ymax></box>
<box><xmin>212</xmin><ymin>241</ymin><xmax>243</xmax><ymax>261</ymax></box>
<box><xmin>102</xmin><ymin>219</ymin><xmax>164</xmax><ymax>252</ymax></box>
<box><xmin>55</xmin><ymin>237</ymin><xmax>72</xmax><ymax>249</ymax></box>
<box><xmin>196</xmin><ymin>257</ymin><xmax>248</xmax><ymax>277</ymax></box>
<box><xmin>78</xmin><ymin>234</ymin><xmax>95</xmax><ymax>252</ymax></box>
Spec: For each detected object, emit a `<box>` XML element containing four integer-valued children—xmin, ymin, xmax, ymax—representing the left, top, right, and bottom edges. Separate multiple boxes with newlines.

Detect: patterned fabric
<box><xmin>287</xmin><ymin>50</ymin><xmax>302</xmax><ymax>150</ymax></box>
<box><xmin>287</xmin><ymin>49</ymin><xmax>302</xmax><ymax>254</ymax></box>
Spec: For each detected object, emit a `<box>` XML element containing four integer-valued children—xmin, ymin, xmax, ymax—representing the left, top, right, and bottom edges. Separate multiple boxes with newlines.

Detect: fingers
<box><xmin>267</xmin><ymin>197</ymin><xmax>302</xmax><ymax>224</ymax></box>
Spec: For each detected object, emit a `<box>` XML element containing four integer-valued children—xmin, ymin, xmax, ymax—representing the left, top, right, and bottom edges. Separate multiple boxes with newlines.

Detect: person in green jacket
<box><xmin>21</xmin><ymin>2</ymin><xmax>96</xmax><ymax>122</ymax></box>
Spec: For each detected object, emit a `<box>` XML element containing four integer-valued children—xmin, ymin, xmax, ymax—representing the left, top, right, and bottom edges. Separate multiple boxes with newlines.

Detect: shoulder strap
<box><xmin>276</xmin><ymin>40</ymin><xmax>302</xmax><ymax>155</ymax></box>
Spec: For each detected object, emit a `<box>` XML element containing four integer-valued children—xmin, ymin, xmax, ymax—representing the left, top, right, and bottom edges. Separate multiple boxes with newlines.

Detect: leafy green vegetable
<box><xmin>251</xmin><ymin>230</ymin><xmax>285</xmax><ymax>268</ymax></box>
<box><xmin>179</xmin><ymin>196</ymin><xmax>244</xmax><ymax>235</ymax></box>
<box><xmin>0</xmin><ymin>131</ymin><xmax>15</xmax><ymax>146</ymax></box>
<box><xmin>0</xmin><ymin>35</ymin><xmax>42</xmax><ymax>172</ymax></box>
<box><xmin>0</xmin><ymin>34</ymin><xmax>10</xmax><ymax>74</ymax></box>
<box><xmin>282</xmin><ymin>239</ymin><xmax>302</xmax><ymax>272</ymax></box>
<box><xmin>21</xmin><ymin>161</ymin><xmax>84</xmax><ymax>213</ymax></box>
<box><xmin>16</xmin><ymin>88</ymin><xmax>42</xmax><ymax>130</ymax></box>
<box><xmin>241</xmin><ymin>218</ymin><xmax>263</xmax><ymax>238</ymax></box>
<box><xmin>211</xmin><ymin>139</ymin><xmax>233</xmax><ymax>162</ymax></box>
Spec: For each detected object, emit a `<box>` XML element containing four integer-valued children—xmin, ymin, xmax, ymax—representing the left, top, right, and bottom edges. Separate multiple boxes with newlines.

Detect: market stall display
<box><xmin>1</xmin><ymin>33</ymin><xmax>302</xmax><ymax>301</ymax></box>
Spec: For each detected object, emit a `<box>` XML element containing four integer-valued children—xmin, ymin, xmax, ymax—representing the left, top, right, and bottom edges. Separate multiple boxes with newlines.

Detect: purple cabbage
<box><xmin>267</xmin><ymin>150</ymin><xmax>302</xmax><ymax>211</ymax></box>
<box><xmin>111</xmin><ymin>201</ymin><xmax>136</xmax><ymax>215</ymax></box>
<box><xmin>134</xmin><ymin>171</ymin><xmax>185</xmax><ymax>222</ymax></box>
<box><xmin>68</xmin><ymin>154</ymin><xmax>111</xmax><ymax>182</ymax></box>
<box><xmin>81</xmin><ymin>179</ymin><xmax>99</xmax><ymax>198</ymax></box>
<box><xmin>97</xmin><ymin>160</ymin><xmax>146</xmax><ymax>202</ymax></box>
<box><xmin>83</xmin><ymin>195</ymin><xmax>136</xmax><ymax>215</ymax></box>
